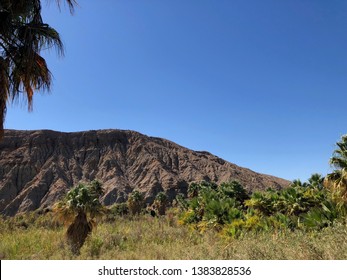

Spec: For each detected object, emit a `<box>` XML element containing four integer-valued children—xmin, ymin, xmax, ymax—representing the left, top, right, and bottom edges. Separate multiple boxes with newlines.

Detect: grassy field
<box><xmin>1</xmin><ymin>211</ymin><xmax>346</xmax><ymax>260</ymax></box>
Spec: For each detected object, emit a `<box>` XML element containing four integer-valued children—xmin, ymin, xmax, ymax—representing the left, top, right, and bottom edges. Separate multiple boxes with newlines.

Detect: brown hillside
<box><xmin>0</xmin><ymin>129</ymin><xmax>289</xmax><ymax>216</ymax></box>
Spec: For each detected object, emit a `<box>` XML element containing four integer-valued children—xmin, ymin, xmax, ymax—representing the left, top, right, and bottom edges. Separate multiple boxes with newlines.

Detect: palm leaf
<box><xmin>0</xmin><ymin>0</ymin><xmax>77</xmax><ymax>139</ymax></box>
<box><xmin>0</xmin><ymin>56</ymin><xmax>9</xmax><ymax>138</ymax></box>
<box><xmin>52</xmin><ymin>0</ymin><xmax>78</xmax><ymax>14</ymax></box>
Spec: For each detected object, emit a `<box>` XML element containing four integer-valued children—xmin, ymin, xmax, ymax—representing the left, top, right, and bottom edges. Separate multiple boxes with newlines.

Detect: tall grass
<box><xmin>0</xmin><ymin>212</ymin><xmax>346</xmax><ymax>260</ymax></box>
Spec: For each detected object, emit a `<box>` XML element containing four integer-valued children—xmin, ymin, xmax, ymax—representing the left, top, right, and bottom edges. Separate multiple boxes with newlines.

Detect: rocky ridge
<box><xmin>0</xmin><ymin>129</ymin><xmax>289</xmax><ymax>216</ymax></box>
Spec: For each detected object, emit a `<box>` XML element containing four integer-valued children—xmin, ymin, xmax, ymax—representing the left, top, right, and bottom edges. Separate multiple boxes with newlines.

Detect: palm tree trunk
<box><xmin>0</xmin><ymin>57</ymin><xmax>8</xmax><ymax>141</ymax></box>
<box><xmin>0</xmin><ymin>94</ymin><xmax>6</xmax><ymax>140</ymax></box>
<box><xmin>66</xmin><ymin>211</ymin><xmax>92</xmax><ymax>254</ymax></box>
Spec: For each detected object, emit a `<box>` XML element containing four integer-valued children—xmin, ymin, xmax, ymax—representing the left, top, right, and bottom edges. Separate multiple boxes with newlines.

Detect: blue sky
<box><xmin>5</xmin><ymin>0</ymin><xmax>347</xmax><ymax>181</ymax></box>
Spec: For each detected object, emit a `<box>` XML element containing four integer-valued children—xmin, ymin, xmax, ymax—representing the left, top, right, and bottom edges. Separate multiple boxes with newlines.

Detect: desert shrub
<box><xmin>109</xmin><ymin>203</ymin><xmax>129</xmax><ymax>216</ymax></box>
<box><xmin>84</xmin><ymin>235</ymin><xmax>104</xmax><ymax>258</ymax></box>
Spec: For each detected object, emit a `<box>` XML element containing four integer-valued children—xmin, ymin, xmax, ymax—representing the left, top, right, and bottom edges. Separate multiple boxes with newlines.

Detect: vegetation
<box><xmin>53</xmin><ymin>180</ymin><xmax>104</xmax><ymax>254</ymax></box>
<box><xmin>1</xmin><ymin>173</ymin><xmax>345</xmax><ymax>259</ymax></box>
<box><xmin>178</xmin><ymin>177</ymin><xmax>346</xmax><ymax>236</ymax></box>
<box><xmin>325</xmin><ymin>134</ymin><xmax>347</xmax><ymax>202</ymax></box>
<box><xmin>1</xmin><ymin>134</ymin><xmax>347</xmax><ymax>259</ymax></box>
<box><xmin>0</xmin><ymin>211</ymin><xmax>346</xmax><ymax>260</ymax></box>
<box><xmin>153</xmin><ymin>192</ymin><xmax>168</xmax><ymax>215</ymax></box>
<box><xmin>127</xmin><ymin>190</ymin><xmax>144</xmax><ymax>215</ymax></box>
<box><xmin>0</xmin><ymin>0</ymin><xmax>77</xmax><ymax>139</ymax></box>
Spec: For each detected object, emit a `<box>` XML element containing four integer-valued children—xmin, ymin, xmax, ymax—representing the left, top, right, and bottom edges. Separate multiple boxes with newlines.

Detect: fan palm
<box><xmin>127</xmin><ymin>190</ymin><xmax>144</xmax><ymax>215</ymax></box>
<box><xmin>325</xmin><ymin>135</ymin><xmax>347</xmax><ymax>202</ymax></box>
<box><xmin>0</xmin><ymin>0</ymin><xmax>77</xmax><ymax>139</ymax></box>
<box><xmin>219</xmin><ymin>181</ymin><xmax>250</xmax><ymax>205</ymax></box>
<box><xmin>245</xmin><ymin>191</ymin><xmax>277</xmax><ymax>216</ymax></box>
<box><xmin>153</xmin><ymin>192</ymin><xmax>168</xmax><ymax>215</ymax></box>
<box><xmin>290</xmin><ymin>179</ymin><xmax>308</xmax><ymax>188</ymax></box>
<box><xmin>308</xmin><ymin>173</ymin><xmax>324</xmax><ymax>189</ymax></box>
<box><xmin>187</xmin><ymin>182</ymin><xmax>200</xmax><ymax>198</ymax></box>
<box><xmin>53</xmin><ymin>180</ymin><xmax>104</xmax><ymax>254</ymax></box>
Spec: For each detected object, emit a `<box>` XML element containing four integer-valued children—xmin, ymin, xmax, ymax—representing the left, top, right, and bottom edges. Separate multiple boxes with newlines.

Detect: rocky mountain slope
<box><xmin>0</xmin><ymin>129</ymin><xmax>289</xmax><ymax>216</ymax></box>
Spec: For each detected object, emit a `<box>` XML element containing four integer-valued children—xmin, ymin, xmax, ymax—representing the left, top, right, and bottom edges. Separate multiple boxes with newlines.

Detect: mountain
<box><xmin>0</xmin><ymin>129</ymin><xmax>289</xmax><ymax>216</ymax></box>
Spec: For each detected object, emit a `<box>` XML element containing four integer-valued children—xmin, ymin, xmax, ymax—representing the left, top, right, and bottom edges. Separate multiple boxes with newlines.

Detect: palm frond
<box><xmin>52</xmin><ymin>201</ymin><xmax>76</xmax><ymax>226</ymax></box>
<box><xmin>0</xmin><ymin>56</ymin><xmax>9</xmax><ymax>138</ymax></box>
<box><xmin>0</xmin><ymin>0</ymin><xmax>76</xmax><ymax>140</ymax></box>
<box><xmin>9</xmin><ymin>49</ymin><xmax>51</xmax><ymax>110</ymax></box>
<box><xmin>53</xmin><ymin>0</ymin><xmax>78</xmax><ymax>14</ymax></box>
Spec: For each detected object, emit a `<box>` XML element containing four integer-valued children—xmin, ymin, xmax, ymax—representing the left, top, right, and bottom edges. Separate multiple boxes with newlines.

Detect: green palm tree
<box><xmin>245</xmin><ymin>191</ymin><xmax>276</xmax><ymax>216</ymax></box>
<box><xmin>308</xmin><ymin>173</ymin><xmax>324</xmax><ymax>189</ymax></box>
<box><xmin>53</xmin><ymin>180</ymin><xmax>104</xmax><ymax>254</ymax></box>
<box><xmin>326</xmin><ymin>134</ymin><xmax>347</xmax><ymax>202</ymax></box>
<box><xmin>153</xmin><ymin>192</ymin><xmax>168</xmax><ymax>215</ymax></box>
<box><xmin>0</xmin><ymin>0</ymin><xmax>77</xmax><ymax>139</ymax></box>
<box><xmin>290</xmin><ymin>179</ymin><xmax>308</xmax><ymax>188</ymax></box>
<box><xmin>219</xmin><ymin>181</ymin><xmax>250</xmax><ymax>205</ymax></box>
<box><xmin>187</xmin><ymin>182</ymin><xmax>200</xmax><ymax>198</ymax></box>
<box><xmin>127</xmin><ymin>190</ymin><xmax>144</xmax><ymax>215</ymax></box>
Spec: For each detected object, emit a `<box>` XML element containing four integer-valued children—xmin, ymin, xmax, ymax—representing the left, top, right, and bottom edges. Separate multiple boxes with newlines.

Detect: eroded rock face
<box><xmin>0</xmin><ymin>129</ymin><xmax>289</xmax><ymax>216</ymax></box>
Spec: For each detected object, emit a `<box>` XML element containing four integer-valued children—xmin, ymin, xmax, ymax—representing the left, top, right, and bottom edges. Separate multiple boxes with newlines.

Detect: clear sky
<box><xmin>4</xmin><ymin>0</ymin><xmax>347</xmax><ymax>181</ymax></box>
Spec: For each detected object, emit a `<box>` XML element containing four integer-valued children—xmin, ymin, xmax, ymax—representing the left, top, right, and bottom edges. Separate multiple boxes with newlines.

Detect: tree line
<box><xmin>52</xmin><ymin>134</ymin><xmax>347</xmax><ymax>254</ymax></box>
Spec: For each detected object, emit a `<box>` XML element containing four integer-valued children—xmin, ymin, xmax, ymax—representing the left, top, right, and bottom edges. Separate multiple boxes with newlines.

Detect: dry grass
<box><xmin>0</xmin><ymin>213</ymin><xmax>346</xmax><ymax>260</ymax></box>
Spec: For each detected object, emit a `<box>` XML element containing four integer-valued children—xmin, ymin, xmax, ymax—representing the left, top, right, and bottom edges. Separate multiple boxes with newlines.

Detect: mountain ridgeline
<box><xmin>0</xmin><ymin>129</ymin><xmax>289</xmax><ymax>216</ymax></box>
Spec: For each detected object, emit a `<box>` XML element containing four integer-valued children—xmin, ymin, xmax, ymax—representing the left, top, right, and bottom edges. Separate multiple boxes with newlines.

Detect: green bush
<box><xmin>109</xmin><ymin>203</ymin><xmax>129</xmax><ymax>216</ymax></box>
<box><xmin>179</xmin><ymin>179</ymin><xmax>347</xmax><ymax>236</ymax></box>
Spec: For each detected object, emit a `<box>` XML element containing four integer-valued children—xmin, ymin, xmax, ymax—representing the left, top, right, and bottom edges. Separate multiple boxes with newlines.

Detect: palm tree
<box><xmin>153</xmin><ymin>192</ymin><xmax>168</xmax><ymax>215</ymax></box>
<box><xmin>308</xmin><ymin>173</ymin><xmax>324</xmax><ymax>189</ymax></box>
<box><xmin>127</xmin><ymin>190</ymin><xmax>144</xmax><ymax>215</ymax></box>
<box><xmin>290</xmin><ymin>179</ymin><xmax>308</xmax><ymax>188</ymax></box>
<box><xmin>219</xmin><ymin>181</ymin><xmax>250</xmax><ymax>205</ymax></box>
<box><xmin>245</xmin><ymin>191</ymin><xmax>275</xmax><ymax>216</ymax></box>
<box><xmin>0</xmin><ymin>0</ymin><xmax>77</xmax><ymax>139</ymax></box>
<box><xmin>325</xmin><ymin>134</ymin><xmax>347</xmax><ymax>202</ymax></box>
<box><xmin>187</xmin><ymin>182</ymin><xmax>200</xmax><ymax>198</ymax></box>
<box><xmin>53</xmin><ymin>180</ymin><xmax>104</xmax><ymax>254</ymax></box>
